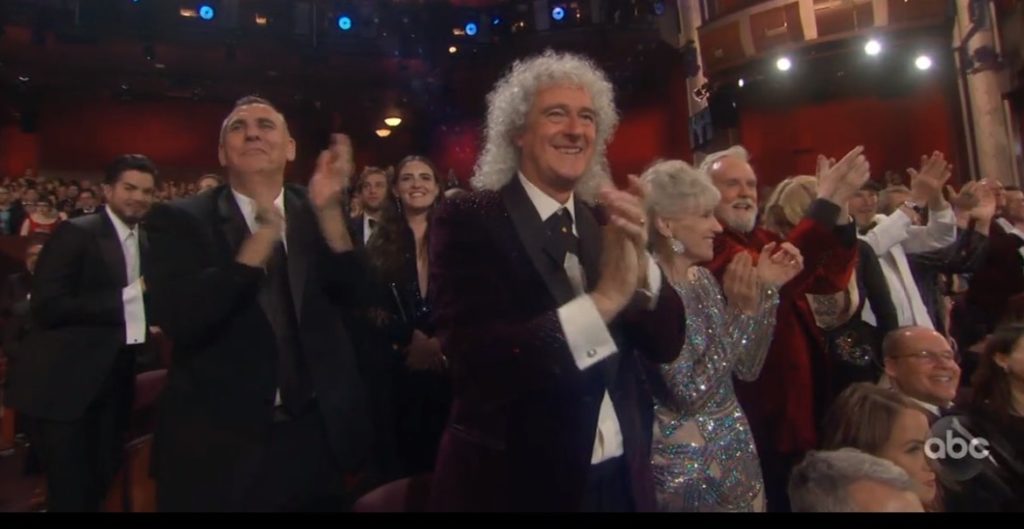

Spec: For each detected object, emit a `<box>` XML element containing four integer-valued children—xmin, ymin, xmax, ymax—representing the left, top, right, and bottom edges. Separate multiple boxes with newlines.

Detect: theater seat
<box><xmin>352</xmin><ymin>474</ymin><xmax>432</xmax><ymax>512</ymax></box>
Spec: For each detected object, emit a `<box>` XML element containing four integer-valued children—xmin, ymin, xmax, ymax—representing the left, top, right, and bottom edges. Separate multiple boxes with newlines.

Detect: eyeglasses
<box><xmin>889</xmin><ymin>350</ymin><xmax>961</xmax><ymax>365</ymax></box>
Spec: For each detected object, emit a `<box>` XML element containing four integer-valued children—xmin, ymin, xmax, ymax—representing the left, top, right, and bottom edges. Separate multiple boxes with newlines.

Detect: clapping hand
<box><xmin>723</xmin><ymin>251</ymin><xmax>761</xmax><ymax>315</ymax></box>
<box><xmin>908</xmin><ymin>151</ymin><xmax>952</xmax><ymax>209</ymax></box>
<box><xmin>816</xmin><ymin>146</ymin><xmax>871</xmax><ymax>206</ymax></box>
<box><xmin>756</xmin><ymin>242</ymin><xmax>803</xmax><ymax>289</ymax></box>
<box><xmin>309</xmin><ymin>133</ymin><xmax>354</xmax><ymax>213</ymax></box>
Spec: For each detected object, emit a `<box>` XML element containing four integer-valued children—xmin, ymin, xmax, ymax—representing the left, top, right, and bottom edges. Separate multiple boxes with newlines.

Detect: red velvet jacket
<box><xmin>705</xmin><ymin>199</ymin><xmax>857</xmax><ymax>457</ymax></box>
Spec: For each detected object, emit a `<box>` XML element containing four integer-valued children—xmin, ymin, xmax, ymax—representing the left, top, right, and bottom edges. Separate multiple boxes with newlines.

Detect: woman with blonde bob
<box><xmin>642</xmin><ymin>159</ymin><xmax>804</xmax><ymax>511</ymax></box>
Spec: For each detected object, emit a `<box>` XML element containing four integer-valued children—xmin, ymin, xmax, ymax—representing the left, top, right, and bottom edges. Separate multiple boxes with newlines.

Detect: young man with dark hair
<box><xmin>4</xmin><ymin>154</ymin><xmax>158</xmax><ymax>511</ymax></box>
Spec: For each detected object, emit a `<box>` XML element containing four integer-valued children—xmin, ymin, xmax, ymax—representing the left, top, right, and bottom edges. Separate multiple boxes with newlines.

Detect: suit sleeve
<box><xmin>145</xmin><ymin>206</ymin><xmax>264</xmax><ymax>351</ymax></box>
<box><xmin>30</xmin><ymin>221</ymin><xmax>123</xmax><ymax>329</ymax></box>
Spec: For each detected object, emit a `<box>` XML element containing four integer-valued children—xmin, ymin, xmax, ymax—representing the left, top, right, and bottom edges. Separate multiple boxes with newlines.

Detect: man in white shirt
<box><xmin>859</xmin><ymin>152</ymin><xmax>957</xmax><ymax>329</ymax></box>
<box><xmin>428</xmin><ymin>51</ymin><xmax>685</xmax><ymax>512</ymax></box>
<box><xmin>4</xmin><ymin>154</ymin><xmax>157</xmax><ymax>511</ymax></box>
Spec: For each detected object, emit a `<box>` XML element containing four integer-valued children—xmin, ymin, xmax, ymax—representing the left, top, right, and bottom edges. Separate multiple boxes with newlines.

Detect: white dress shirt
<box><xmin>363</xmin><ymin>214</ymin><xmax>378</xmax><ymax>244</ymax></box>
<box><xmin>518</xmin><ymin>173</ymin><xmax>663</xmax><ymax>464</ymax></box>
<box><xmin>232</xmin><ymin>187</ymin><xmax>287</xmax><ymax>405</ymax></box>
<box><xmin>105</xmin><ymin>208</ymin><xmax>146</xmax><ymax>345</ymax></box>
<box><xmin>859</xmin><ymin>207</ymin><xmax>957</xmax><ymax>329</ymax></box>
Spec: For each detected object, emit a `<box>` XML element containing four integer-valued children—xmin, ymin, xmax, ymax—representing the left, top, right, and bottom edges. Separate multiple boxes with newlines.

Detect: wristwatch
<box><xmin>902</xmin><ymin>200</ymin><xmax>925</xmax><ymax>213</ymax></box>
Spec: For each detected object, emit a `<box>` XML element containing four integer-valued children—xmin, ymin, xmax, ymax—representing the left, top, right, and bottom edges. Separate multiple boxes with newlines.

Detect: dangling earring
<box><xmin>670</xmin><ymin>238</ymin><xmax>685</xmax><ymax>255</ymax></box>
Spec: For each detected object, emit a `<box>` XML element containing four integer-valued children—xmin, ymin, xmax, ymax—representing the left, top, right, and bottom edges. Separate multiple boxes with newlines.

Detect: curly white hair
<box><xmin>470</xmin><ymin>49</ymin><xmax>619</xmax><ymax>202</ymax></box>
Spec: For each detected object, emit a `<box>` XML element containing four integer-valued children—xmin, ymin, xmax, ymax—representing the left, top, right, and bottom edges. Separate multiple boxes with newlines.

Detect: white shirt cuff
<box><xmin>558</xmin><ymin>294</ymin><xmax>618</xmax><ymax>371</ymax></box>
<box><xmin>643</xmin><ymin>256</ymin><xmax>662</xmax><ymax>310</ymax></box>
<box><xmin>122</xmin><ymin>279</ymin><xmax>147</xmax><ymax>345</ymax></box>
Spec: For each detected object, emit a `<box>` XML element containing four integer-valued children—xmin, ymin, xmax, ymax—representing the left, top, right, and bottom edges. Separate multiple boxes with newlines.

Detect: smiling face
<box><xmin>709</xmin><ymin>156</ymin><xmax>759</xmax><ymax>234</ymax></box>
<box><xmin>849</xmin><ymin>189</ymin><xmax>879</xmax><ymax>228</ymax></box>
<box><xmin>515</xmin><ymin>83</ymin><xmax>596</xmax><ymax>201</ymax></box>
<box><xmin>218</xmin><ymin>103</ymin><xmax>296</xmax><ymax>178</ymax></box>
<box><xmin>884</xmin><ymin>328</ymin><xmax>962</xmax><ymax>408</ymax></box>
<box><xmin>394</xmin><ymin>160</ymin><xmax>439</xmax><ymax>214</ymax></box>
<box><xmin>656</xmin><ymin>205</ymin><xmax>723</xmax><ymax>264</ymax></box>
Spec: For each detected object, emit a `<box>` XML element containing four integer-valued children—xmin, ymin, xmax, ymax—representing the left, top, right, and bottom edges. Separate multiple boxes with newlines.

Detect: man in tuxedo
<box><xmin>348</xmin><ymin>166</ymin><xmax>389</xmax><ymax>247</ymax></box>
<box><xmin>428</xmin><ymin>51</ymin><xmax>686</xmax><ymax>512</ymax></box>
<box><xmin>146</xmin><ymin>96</ymin><xmax>373</xmax><ymax>511</ymax></box>
<box><xmin>966</xmin><ymin>186</ymin><xmax>1024</xmax><ymax>336</ymax></box>
<box><xmin>3</xmin><ymin>154</ymin><xmax>157</xmax><ymax>511</ymax></box>
<box><xmin>0</xmin><ymin>234</ymin><xmax>46</xmax><ymax>354</ymax></box>
<box><xmin>70</xmin><ymin>189</ymin><xmax>102</xmax><ymax>218</ymax></box>
<box><xmin>881</xmin><ymin>326</ymin><xmax>962</xmax><ymax>421</ymax></box>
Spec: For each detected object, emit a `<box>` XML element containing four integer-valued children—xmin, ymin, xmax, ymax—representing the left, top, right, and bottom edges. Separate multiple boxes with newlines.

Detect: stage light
<box><xmin>199</xmin><ymin>4</ymin><xmax>215</xmax><ymax>21</ymax></box>
<box><xmin>255</xmin><ymin>14</ymin><xmax>269</xmax><ymax>26</ymax></box>
<box><xmin>915</xmin><ymin>54</ymin><xmax>932</xmax><ymax>70</ymax></box>
<box><xmin>864</xmin><ymin>39</ymin><xmax>882</xmax><ymax>56</ymax></box>
<box><xmin>776</xmin><ymin>56</ymin><xmax>792</xmax><ymax>71</ymax></box>
<box><xmin>551</xmin><ymin>6</ymin><xmax>565</xmax><ymax>21</ymax></box>
<box><xmin>337</xmin><ymin>15</ymin><xmax>352</xmax><ymax>31</ymax></box>
<box><xmin>449</xmin><ymin>46</ymin><xmax>458</xmax><ymax>54</ymax></box>
<box><xmin>375</xmin><ymin>128</ymin><xmax>392</xmax><ymax>138</ymax></box>
<box><xmin>465</xmin><ymin>22</ymin><xmax>477</xmax><ymax>36</ymax></box>
<box><xmin>492</xmin><ymin>17</ymin><xmax>501</xmax><ymax>25</ymax></box>
<box><xmin>384</xmin><ymin>116</ymin><xmax>402</xmax><ymax>127</ymax></box>
<box><xmin>738</xmin><ymin>78</ymin><xmax>745</xmax><ymax>88</ymax></box>
<box><xmin>653</xmin><ymin>1</ymin><xmax>666</xmax><ymax>16</ymax></box>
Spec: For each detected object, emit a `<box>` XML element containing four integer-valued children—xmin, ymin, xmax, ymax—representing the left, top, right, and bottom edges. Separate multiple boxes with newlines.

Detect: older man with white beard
<box><xmin>700</xmin><ymin>145</ymin><xmax>868</xmax><ymax>512</ymax></box>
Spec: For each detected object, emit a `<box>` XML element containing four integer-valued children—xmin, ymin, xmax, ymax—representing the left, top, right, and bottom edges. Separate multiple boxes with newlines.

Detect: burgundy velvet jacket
<box><xmin>426</xmin><ymin>178</ymin><xmax>686</xmax><ymax>512</ymax></box>
<box><xmin>705</xmin><ymin>199</ymin><xmax>857</xmax><ymax>457</ymax></box>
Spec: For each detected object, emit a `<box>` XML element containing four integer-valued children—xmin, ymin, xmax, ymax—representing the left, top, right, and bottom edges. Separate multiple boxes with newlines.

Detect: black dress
<box><xmin>364</xmin><ymin>222</ymin><xmax>452</xmax><ymax>477</ymax></box>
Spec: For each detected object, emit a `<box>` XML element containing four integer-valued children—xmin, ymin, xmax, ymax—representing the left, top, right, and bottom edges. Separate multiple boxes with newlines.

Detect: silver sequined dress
<box><xmin>651</xmin><ymin>266</ymin><xmax>779</xmax><ymax>512</ymax></box>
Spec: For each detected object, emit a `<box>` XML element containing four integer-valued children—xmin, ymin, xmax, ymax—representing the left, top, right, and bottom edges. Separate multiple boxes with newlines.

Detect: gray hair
<box><xmin>470</xmin><ymin>50</ymin><xmax>619</xmax><ymax>202</ymax></box>
<box><xmin>698</xmin><ymin>145</ymin><xmax>751</xmax><ymax>175</ymax></box>
<box><xmin>642</xmin><ymin>159</ymin><xmax>721</xmax><ymax>219</ymax></box>
<box><xmin>789</xmin><ymin>449</ymin><xmax>917</xmax><ymax>512</ymax></box>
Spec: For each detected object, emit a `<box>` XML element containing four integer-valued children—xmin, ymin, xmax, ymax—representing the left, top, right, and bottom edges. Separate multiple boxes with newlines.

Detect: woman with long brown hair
<box><xmin>365</xmin><ymin>155</ymin><xmax>451</xmax><ymax>476</ymax></box>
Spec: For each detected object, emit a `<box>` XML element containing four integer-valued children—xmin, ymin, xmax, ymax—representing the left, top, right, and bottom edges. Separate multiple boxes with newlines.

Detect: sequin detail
<box><xmin>651</xmin><ymin>266</ymin><xmax>779</xmax><ymax>512</ymax></box>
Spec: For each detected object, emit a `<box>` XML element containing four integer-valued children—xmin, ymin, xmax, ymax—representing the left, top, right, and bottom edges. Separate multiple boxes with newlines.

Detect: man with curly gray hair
<box><xmin>428</xmin><ymin>50</ymin><xmax>686</xmax><ymax>511</ymax></box>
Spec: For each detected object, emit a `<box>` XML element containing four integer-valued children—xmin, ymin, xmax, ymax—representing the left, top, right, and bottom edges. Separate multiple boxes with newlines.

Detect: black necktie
<box><xmin>544</xmin><ymin>208</ymin><xmax>580</xmax><ymax>265</ymax></box>
<box><xmin>262</xmin><ymin>241</ymin><xmax>313</xmax><ymax>415</ymax></box>
<box><xmin>368</xmin><ymin>217</ymin><xmax>377</xmax><ymax>230</ymax></box>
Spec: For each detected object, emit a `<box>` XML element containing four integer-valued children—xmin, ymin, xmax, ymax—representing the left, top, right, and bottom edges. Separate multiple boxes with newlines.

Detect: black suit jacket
<box><xmin>0</xmin><ymin>271</ymin><xmax>33</xmax><ymax>356</ymax></box>
<box><xmin>145</xmin><ymin>183</ymin><xmax>373</xmax><ymax>511</ymax></box>
<box><xmin>0</xmin><ymin>204</ymin><xmax>25</xmax><ymax>236</ymax></box>
<box><xmin>3</xmin><ymin>212</ymin><xmax>141</xmax><ymax>421</ymax></box>
<box><xmin>427</xmin><ymin>178</ymin><xmax>686</xmax><ymax>512</ymax></box>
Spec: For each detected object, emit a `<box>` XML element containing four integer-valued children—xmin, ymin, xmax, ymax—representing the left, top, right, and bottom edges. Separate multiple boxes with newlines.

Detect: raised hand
<box><xmin>590</xmin><ymin>220</ymin><xmax>641</xmax><ymax>324</ymax></box>
<box><xmin>816</xmin><ymin>146</ymin><xmax>871</xmax><ymax>206</ymax></box>
<box><xmin>309</xmin><ymin>133</ymin><xmax>355</xmax><ymax>213</ymax></box>
<box><xmin>908</xmin><ymin>151</ymin><xmax>952</xmax><ymax>209</ymax></box>
<box><xmin>756</xmin><ymin>241</ymin><xmax>803</xmax><ymax>289</ymax></box>
<box><xmin>947</xmin><ymin>181</ymin><xmax>980</xmax><ymax>213</ymax></box>
<box><xmin>971</xmin><ymin>180</ymin><xmax>997</xmax><ymax>223</ymax></box>
<box><xmin>723</xmin><ymin>251</ymin><xmax>761</xmax><ymax>315</ymax></box>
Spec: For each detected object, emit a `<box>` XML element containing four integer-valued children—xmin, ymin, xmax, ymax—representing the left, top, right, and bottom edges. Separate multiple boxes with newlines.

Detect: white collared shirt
<box><xmin>105</xmin><ymin>207</ymin><xmax>146</xmax><ymax>345</ymax></box>
<box><xmin>231</xmin><ymin>187</ymin><xmax>287</xmax><ymax>250</ymax></box>
<box><xmin>518</xmin><ymin>172</ymin><xmax>663</xmax><ymax>465</ymax></box>
<box><xmin>363</xmin><ymin>214</ymin><xmax>378</xmax><ymax>244</ymax></box>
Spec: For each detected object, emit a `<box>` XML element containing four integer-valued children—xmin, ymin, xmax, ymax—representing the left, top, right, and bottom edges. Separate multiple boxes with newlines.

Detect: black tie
<box><xmin>261</xmin><ymin>241</ymin><xmax>313</xmax><ymax>416</ymax></box>
<box><xmin>368</xmin><ymin>217</ymin><xmax>377</xmax><ymax>230</ymax></box>
<box><xmin>544</xmin><ymin>208</ymin><xmax>580</xmax><ymax>265</ymax></box>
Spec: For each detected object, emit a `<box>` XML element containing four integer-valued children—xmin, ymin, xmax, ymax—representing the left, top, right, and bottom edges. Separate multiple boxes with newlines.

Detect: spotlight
<box><xmin>337</xmin><ymin>15</ymin><xmax>352</xmax><ymax>31</ymax></box>
<box><xmin>465</xmin><ymin>22</ymin><xmax>477</xmax><ymax>36</ymax></box>
<box><xmin>384</xmin><ymin>116</ymin><xmax>402</xmax><ymax>127</ymax></box>
<box><xmin>551</xmin><ymin>6</ymin><xmax>565</xmax><ymax>21</ymax></box>
<box><xmin>492</xmin><ymin>17</ymin><xmax>501</xmax><ymax>25</ymax></box>
<box><xmin>776</xmin><ymin>56</ymin><xmax>792</xmax><ymax>71</ymax></box>
<box><xmin>375</xmin><ymin>128</ymin><xmax>392</xmax><ymax>138</ymax></box>
<box><xmin>864</xmin><ymin>39</ymin><xmax>882</xmax><ymax>56</ymax></box>
<box><xmin>198</xmin><ymin>4</ymin><xmax>215</xmax><ymax>21</ymax></box>
<box><xmin>915</xmin><ymin>54</ymin><xmax>932</xmax><ymax>70</ymax></box>
<box><xmin>738</xmin><ymin>78</ymin><xmax>745</xmax><ymax>88</ymax></box>
<box><xmin>448</xmin><ymin>45</ymin><xmax>457</xmax><ymax>54</ymax></box>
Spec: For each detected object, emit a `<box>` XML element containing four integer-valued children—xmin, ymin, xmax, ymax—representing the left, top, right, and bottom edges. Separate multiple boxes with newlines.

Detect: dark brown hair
<box><xmin>970</xmin><ymin>323</ymin><xmax>1024</xmax><ymax>426</ymax></box>
<box><xmin>822</xmin><ymin>382</ymin><xmax>922</xmax><ymax>455</ymax></box>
